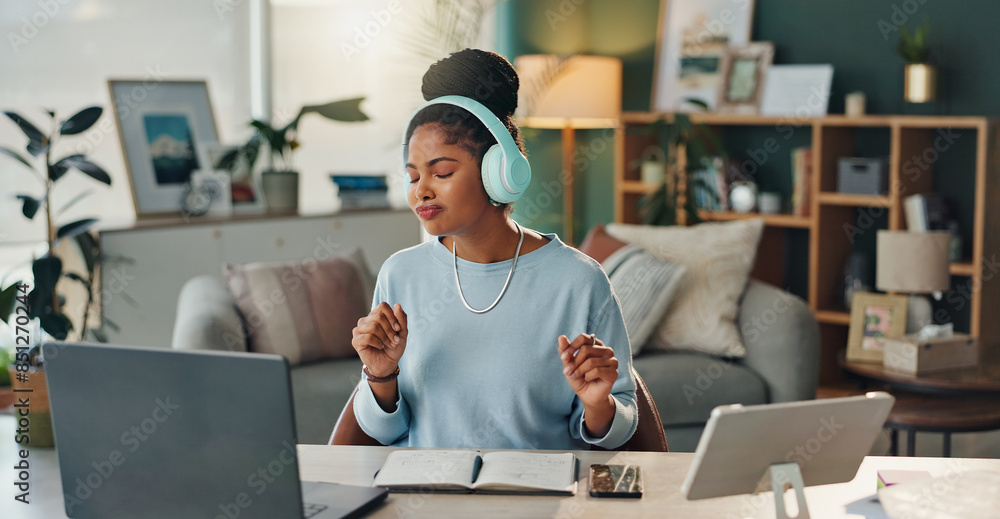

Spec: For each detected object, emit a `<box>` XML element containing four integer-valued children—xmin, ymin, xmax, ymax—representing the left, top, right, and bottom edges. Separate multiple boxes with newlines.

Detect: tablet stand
<box><xmin>767</xmin><ymin>462</ymin><xmax>810</xmax><ymax>519</ymax></box>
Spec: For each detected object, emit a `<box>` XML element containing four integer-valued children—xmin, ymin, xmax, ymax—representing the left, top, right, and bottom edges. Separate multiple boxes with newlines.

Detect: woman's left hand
<box><xmin>557</xmin><ymin>333</ymin><xmax>619</xmax><ymax>409</ymax></box>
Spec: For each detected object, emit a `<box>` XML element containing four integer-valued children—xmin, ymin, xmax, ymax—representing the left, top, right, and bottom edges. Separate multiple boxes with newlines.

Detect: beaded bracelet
<box><xmin>363</xmin><ymin>365</ymin><xmax>400</xmax><ymax>383</ymax></box>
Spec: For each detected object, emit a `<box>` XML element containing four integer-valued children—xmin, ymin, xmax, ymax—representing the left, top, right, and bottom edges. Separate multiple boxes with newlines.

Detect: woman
<box><xmin>350</xmin><ymin>49</ymin><xmax>637</xmax><ymax>450</ymax></box>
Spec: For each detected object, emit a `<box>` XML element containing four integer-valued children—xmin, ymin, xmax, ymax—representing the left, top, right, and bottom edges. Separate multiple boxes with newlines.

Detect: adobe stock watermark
<box><xmin>877</xmin><ymin>0</ymin><xmax>933</xmax><ymax>41</ymax></box>
<box><xmin>7</xmin><ymin>0</ymin><xmax>75</xmax><ymax>53</ymax></box>
<box><xmin>545</xmin><ymin>0</ymin><xmax>586</xmax><ymax>30</ymax></box>
<box><xmin>60</xmin><ymin>395</ymin><xmax>181</xmax><ymax>515</ymax></box>
<box><xmin>340</xmin><ymin>1</ymin><xmax>404</xmax><ymax>62</ymax></box>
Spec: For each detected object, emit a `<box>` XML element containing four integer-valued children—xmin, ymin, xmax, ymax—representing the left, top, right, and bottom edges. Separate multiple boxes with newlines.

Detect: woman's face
<box><xmin>406</xmin><ymin>124</ymin><xmax>492</xmax><ymax>237</ymax></box>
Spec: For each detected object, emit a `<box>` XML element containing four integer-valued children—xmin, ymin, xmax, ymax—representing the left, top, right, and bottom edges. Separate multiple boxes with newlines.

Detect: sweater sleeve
<box><xmin>351</xmin><ymin>266</ymin><xmax>412</xmax><ymax>445</ymax></box>
<box><xmin>569</xmin><ymin>290</ymin><xmax>639</xmax><ymax>449</ymax></box>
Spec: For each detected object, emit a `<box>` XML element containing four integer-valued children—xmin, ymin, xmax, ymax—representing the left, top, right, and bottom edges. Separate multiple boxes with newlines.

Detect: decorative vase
<box><xmin>261</xmin><ymin>170</ymin><xmax>300</xmax><ymax>213</ymax></box>
<box><xmin>8</xmin><ymin>364</ymin><xmax>55</xmax><ymax>447</ymax></box>
<box><xmin>904</xmin><ymin>63</ymin><xmax>937</xmax><ymax>103</ymax></box>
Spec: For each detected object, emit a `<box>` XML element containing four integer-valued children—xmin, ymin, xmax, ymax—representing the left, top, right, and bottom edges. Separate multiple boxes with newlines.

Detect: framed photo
<box><xmin>651</xmin><ymin>0</ymin><xmax>756</xmax><ymax>112</ymax></box>
<box><xmin>847</xmin><ymin>292</ymin><xmax>909</xmax><ymax>364</ymax></box>
<box><xmin>716</xmin><ymin>43</ymin><xmax>774</xmax><ymax>114</ymax></box>
<box><xmin>200</xmin><ymin>143</ymin><xmax>266</xmax><ymax>215</ymax></box>
<box><xmin>108</xmin><ymin>80</ymin><xmax>219</xmax><ymax>218</ymax></box>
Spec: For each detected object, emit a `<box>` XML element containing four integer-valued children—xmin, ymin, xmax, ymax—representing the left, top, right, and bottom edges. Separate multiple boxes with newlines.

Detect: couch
<box><xmin>173</xmin><ymin>271</ymin><xmax>820</xmax><ymax>450</ymax></box>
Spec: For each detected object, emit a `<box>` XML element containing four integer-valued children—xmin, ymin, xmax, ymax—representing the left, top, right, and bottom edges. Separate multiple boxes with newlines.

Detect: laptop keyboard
<box><xmin>303</xmin><ymin>503</ymin><xmax>328</xmax><ymax>518</ymax></box>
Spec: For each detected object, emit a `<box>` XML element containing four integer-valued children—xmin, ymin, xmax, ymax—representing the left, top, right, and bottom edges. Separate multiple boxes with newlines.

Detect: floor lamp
<box><xmin>514</xmin><ymin>55</ymin><xmax>622</xmax><ymax>245</ymax></box>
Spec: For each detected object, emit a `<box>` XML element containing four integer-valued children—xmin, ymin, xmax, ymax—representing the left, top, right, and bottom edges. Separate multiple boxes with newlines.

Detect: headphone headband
<box><xmin>401</xmin><ymin>95</ymin><xmax>531</xmax><ymax>205</ymax></box>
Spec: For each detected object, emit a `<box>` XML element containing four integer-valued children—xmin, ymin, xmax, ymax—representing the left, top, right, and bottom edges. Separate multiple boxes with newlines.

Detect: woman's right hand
<box><xmin>352</xmin><ymin>302</ymin><xmax>408</xmax><ymax>378</ymax></box>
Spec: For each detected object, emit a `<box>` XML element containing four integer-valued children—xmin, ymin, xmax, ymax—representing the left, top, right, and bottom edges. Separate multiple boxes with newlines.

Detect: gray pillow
<box><xmin>602</xmin><ymin>245</ymin><xmax>686</xmax><ymax>355</ymax></box>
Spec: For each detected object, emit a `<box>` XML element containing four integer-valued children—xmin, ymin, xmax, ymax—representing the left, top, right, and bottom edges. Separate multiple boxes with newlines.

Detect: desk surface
<box><xmin>4</xmin><ymin>426</ymin><xmax>1000</xmax><ymax>519</ymax></box>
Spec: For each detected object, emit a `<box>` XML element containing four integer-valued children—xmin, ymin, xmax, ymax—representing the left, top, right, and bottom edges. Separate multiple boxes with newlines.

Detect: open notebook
<box><xmin>373</xmin><ymin>450</ymin><xmax>579</xmax><ymax>495</ymax></box>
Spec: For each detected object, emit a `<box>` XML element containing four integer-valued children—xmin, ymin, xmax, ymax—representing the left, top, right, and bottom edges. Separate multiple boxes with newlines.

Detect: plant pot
<box><xmin>261</xmin><ymin>170</ymin><xmax>300</xmax><ymax>213</ymax></box>
<box><xmin>8</xmin><ymin>364</ymin><xmax>55</xmax><ymax>447</ymax></box>
<box><xmin>904</xmin><ymin>63</ymin><xmax>937</xmax><ymax>103</ymax></box>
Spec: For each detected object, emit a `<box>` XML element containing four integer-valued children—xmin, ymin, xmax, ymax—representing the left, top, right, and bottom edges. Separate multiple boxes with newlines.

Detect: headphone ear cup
<box><xmin>481</xmin><ymin>144</ymin><xmax>506</xmax><ymax>203</ymax></box>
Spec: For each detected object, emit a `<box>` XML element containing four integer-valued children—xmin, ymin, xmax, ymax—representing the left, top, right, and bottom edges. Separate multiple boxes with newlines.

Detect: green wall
<box><xmin>499</xmin><ymin>0</ymin><xmax>1000</xmax><ymax>245</ymax></box>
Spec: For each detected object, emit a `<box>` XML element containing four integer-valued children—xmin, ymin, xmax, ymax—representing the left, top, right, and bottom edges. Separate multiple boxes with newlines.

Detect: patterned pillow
<box><xmin>222</xmin><ymin>247</ymin><xmax>374</xmax><ymax>365</ymax></box>
<box><xmin>601</xmin><ymin>244</ymin><xmax>686</xmax><ymax>355</ymax></box>
<box><xmin>606</xmin><ymin>219</ymin><xmax>764</xmax><ymax>357</ymax></box>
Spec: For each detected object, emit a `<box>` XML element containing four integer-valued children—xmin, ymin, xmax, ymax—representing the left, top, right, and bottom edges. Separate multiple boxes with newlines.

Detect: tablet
<box><xmin>682</xmin><ymin>392</ymin><xmax>895</xmax><ymax>500</ymax></box>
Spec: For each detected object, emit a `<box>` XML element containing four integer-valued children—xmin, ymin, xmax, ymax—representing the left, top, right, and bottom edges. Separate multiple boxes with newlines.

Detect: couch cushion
<box><xmin>633</xmin><ymin>351</ymin><xmax>768</xmax><ymax>426</ymax></box>
<box><xmin>223</xmin><ymin>247</ymin><xmax>373</xmax><ymax>365</ymax></box>
<box><xmin>601</xmin><ymin>244</ymin><xmax>686</xmax><ymax>355</ymax></box>
<box><xmin>290</xmin><ymin>358</ymin><xmax>364</xmax><ymax>444</ymax></box>
<box><xmin>607</xmin><ymin>219</ymin><xmax>764</xmax><ymax>357</ymax></box>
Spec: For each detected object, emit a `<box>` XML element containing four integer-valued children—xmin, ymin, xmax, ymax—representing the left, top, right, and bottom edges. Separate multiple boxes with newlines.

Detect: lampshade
<box><xmin>876</xmin><ymin>230</ymin><xmax>951</xmax><ymax>293</ymax></box>
<box><xmin>514</xmin><ymin>54</ymin><xmax>622</xmax><ymax>129</ymax></box>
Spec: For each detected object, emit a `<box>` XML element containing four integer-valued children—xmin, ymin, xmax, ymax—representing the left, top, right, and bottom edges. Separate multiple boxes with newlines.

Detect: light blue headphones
<box><xmin>401</xmin><ymin>95</ymin><xmax>531</xmax><ymax>205</ymax></box>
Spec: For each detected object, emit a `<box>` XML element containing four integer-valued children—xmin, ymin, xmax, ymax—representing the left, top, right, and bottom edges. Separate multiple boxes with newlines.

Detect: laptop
<box><xmin>681</xmin><ymin>391</ymin><xmax>896</xmax><ymax>500</ymax></box>
<box><xmin>43</xmin><ymin>342</ymin><xmax>388</xmax><ymax>519</ymax></box>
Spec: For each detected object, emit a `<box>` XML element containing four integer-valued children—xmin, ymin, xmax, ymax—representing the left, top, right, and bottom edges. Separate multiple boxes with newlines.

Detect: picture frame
<box><xmin>847</xmin><ymin>292</ymin><xmax>909</xmax><ymax>364</ymax></box>
<box><xmin>199</xmin><ymin>142</ymin><xmax>266</xmax><ymax>215</ymax></box>
<box><xmin>651</xmin><ymin>0</ymin><xmax>756</xmax><ymax>112</ymax></box>
<box><xmin>715</xmin><ymin>42</ymin><xmax>774</xmax><ymax>115</ymax></box>
<box><xmin>108</xmin><ymin>80</ymin><xmax>219</xmax><ymax>218</ymax></box>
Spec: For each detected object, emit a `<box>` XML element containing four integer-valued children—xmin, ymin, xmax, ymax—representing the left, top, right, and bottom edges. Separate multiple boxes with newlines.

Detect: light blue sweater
<box><xmin>353</xmin><ymin>232</ymin><xmax>638</xmax><ymax>450</ymax></box>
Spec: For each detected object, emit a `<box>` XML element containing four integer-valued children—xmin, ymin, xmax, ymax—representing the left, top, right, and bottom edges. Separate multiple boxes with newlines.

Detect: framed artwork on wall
<box><xmin>847</xmin><ymin>292</ymin><xmax>909</xmax><ymax>364</ymax></box>
<box><xmin>651</xmin><ymin>0</ymin><xmax>756</xmax><ymax>112</ymax></box>
<box><xmin>715</xmin><ymin>42</ymin><xmax>774</xmax><ymax>114</ymax></box>
<box><xmin>108</xmin><ymin>80</ymin><xmax>219</xmax><ymax>218</ymax></box>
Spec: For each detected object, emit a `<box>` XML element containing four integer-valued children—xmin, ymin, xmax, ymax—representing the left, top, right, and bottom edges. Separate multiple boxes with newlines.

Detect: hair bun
<box><xmin>422</xmin><ymin>48</ymin><xmax>519</xmax><ymax>120</ymax></box>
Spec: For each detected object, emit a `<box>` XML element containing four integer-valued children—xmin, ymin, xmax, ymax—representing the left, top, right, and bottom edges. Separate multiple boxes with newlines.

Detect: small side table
<box><xmin>841</xmin><ymin>349</ymin><xmax>1000</xmax><ymax>457</ymax></box>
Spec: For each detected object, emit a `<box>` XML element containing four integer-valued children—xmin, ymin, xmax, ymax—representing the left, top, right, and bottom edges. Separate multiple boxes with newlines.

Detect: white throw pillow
<box><xmin>606</xmin><ymin>219</ymin><xmax>764</xmax><ymax>357</ymax></box>
<box><xmin>601</xmin><ymin>245</ymin><xmax>686</xmax><ymax>355</ymax></box>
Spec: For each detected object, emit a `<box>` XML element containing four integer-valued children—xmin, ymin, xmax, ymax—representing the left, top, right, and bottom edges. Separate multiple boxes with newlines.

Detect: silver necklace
<box><xmin>453</xmin><ymin>223</ymin><xmax>524</xmax><ymax>314</ymax></box>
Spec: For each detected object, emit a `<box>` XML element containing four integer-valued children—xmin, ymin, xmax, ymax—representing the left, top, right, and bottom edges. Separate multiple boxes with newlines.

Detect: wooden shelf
<box><xmin>817</xmin><ymin>192</ymin><xmax>893</xmax><ymax>207</ymax></box>
<box><xmin>815</xmin><ymin>310</ymin><xmax>851</xmax><ymax>325</ymax></box>
<box><xmin>950</xmin><ymin>262</ymin><xmax>976</xmax><ymax>276</ymax></box>
<box><xmin>696</xmin><ymin>211</ymin><xmax>812</xmax><ymax>228</ymax></box>
<box><xmin>619</xmin><ymin>180</ymin><xmax>660</xmax><ymax>194</ymax></box>
<box><xmin>615</xmin><ymin>113</ymin><xmax>1000</xmax><ymax>387</ymax></box>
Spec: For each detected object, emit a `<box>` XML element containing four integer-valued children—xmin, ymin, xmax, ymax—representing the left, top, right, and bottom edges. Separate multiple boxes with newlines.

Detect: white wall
<box><xmin>0</xmin><ymin>0</ymin><xmax>496</xmax><ymax>274</ymax></box>
<box><xmin>0</xmin><ymin>0</ymin><xmax>253</xmax><ymax>244</ymax></box>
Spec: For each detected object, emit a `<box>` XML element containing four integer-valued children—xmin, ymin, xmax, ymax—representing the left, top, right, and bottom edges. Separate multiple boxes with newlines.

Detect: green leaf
<box><xmin>215</xmin><ymin>148</ymin><xmax>240</xmax><ymax>170</ymax></box>
<box><xmin>59</xmin><ymin>106</ymin><xmax>103</xmax><ymax>135</ymax></box>
<box><xmin>39</xmin><ymin>311</ymin><xmax>73</xmax><ymax>340</ymax></box>
<box><xmin>62</xmin><ymin>156</ymin><xmax>112</xmax><ymax>185</ymax></box>
<box><xmin>0</xmin><ymin>283</ymin><xmax>19</xmax><ymax>325</ymax></box>
<box><xmin>73</xmin><ymin>232</ymin><xmax>100</xmax><ymax>274</ymax></box>
<box><xmin>32</xmin><ymin>255</ymin><xmax>62</xmax><ymax>295</ymax></box>
<box><xmin>49</xmin><ymin>160</ymin><xmax>71</xmax><ymax>181</ymax></box>
<box><xmin>0</xmin><ymin>146</ymin><xmax>35</xmax><ymax>171</ymax></box>
<box><xmin>3</xmin><ymin>111</ymin><xmax>47</xmax><ymax>155</ymax></box>
<box><xmin>15</xmin><ymin>194</ymin><xmax>41</xmax><ymax>219</ymax></box>
<box><xmin>57</xmin><ymin>218</ymin><xmax>97</xmax><ymax>240</ymax></box>
<box><xmin>300</xmin><ymin>97</ymin><xmax>370</xmax><ymax>123</ymax></box>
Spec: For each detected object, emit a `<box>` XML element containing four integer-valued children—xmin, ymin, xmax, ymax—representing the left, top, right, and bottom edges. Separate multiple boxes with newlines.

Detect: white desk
<box><xmin>4</xmin><ymin>417</ymin><xmax>999</xmax><ymax>519</ymax></box>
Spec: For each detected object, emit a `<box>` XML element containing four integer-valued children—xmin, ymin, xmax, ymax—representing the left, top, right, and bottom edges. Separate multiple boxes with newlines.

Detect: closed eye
<box><xmin>435</xmin><ymin>173</ymin><xmax>454</xmax><ymax>179</ymax></box>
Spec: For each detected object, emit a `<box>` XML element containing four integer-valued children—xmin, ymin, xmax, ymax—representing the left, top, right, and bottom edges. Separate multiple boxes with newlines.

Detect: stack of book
<box><xmin>791</xmin><ymin>147</ymin><xmax>812</xmax><ymax>216</ymax></box>
<box><xmin>330</xmin><ymin>174</ymin><xmax>389</xmax><ymax>210</ymax></box>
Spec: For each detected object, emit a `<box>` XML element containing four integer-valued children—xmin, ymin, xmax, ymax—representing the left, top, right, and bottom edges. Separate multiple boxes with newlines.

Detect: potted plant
<box><xmin>899</xmin><ymin>19</ymin><xmax>936</xmax><ymax>103</ymax></box>
<box><xmin>0</xmin><ymin>107</ymin><xmax>112</xmax><ymax>446</ymax></box>
<box><xmin>1</xmin><ymin>107</ymin><xmax>112</xmax><ymax>343</ymax></box>
<box><xmin>638</xmin><ymin>104</ymin><xmax>726</xmax><ymax>226</ymax></box>
<box><xmin>218</xmin><ymin>98</ymin><xmax>370</xmax><ymax>213</ymax></box>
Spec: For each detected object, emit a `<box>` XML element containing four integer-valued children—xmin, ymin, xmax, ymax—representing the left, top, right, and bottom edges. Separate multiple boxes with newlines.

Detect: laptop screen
<box><xmin>44</xmin><ymin>342</ymin><xmax>305</xmax><ymax>519</ymax></box>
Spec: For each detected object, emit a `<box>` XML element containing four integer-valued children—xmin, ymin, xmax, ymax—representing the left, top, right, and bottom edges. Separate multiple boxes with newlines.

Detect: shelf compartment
<box><xmin>817</xmin><ymin>193</ymin><xmax>893</xmax><ymax>207</ymax></box>
<box><xmin>696</xmin><ymin>211</ymin><xmax>812</xmax><ymax>228</ymax></box>
<box><xmin>620</xmin><ymin>180</ymin><xmax>660</xmax><ymax>194</ymax></box>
